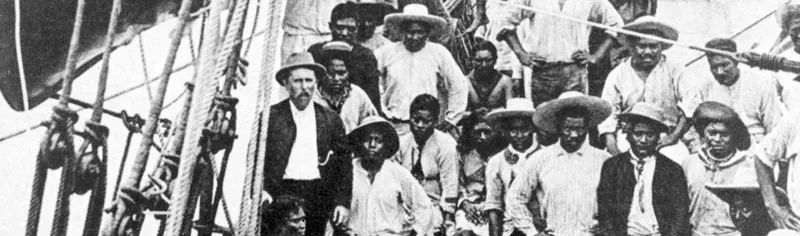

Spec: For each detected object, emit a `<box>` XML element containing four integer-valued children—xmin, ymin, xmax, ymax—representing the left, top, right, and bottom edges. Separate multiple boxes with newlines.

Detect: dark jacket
<box><xmin>596</xmin><ymin>152</ymin><xmax>690</xmax><ymax>236</ymax></box>
<box><xmin>263</xmin><ymin>100</ymin><xmax>352</xmax><ymax>208</ymax></box>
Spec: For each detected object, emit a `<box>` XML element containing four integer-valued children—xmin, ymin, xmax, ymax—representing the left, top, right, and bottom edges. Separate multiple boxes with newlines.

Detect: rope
<box><xmin>242</xmin><ymin>0</ymin><xmax>261</xmax><ymax>57</ymax></box>
<box><xmin>165</xmin><ymin>0</ymin><xmax>223</xmax><ymax>233</ymax></box>
<box><xmin>237</xmin><ymin>0</ymin><xmax>284</xmax><ymax>234</ymax></box>
<box><xmin>138</xmin><ymin>36</ymin><xmax>154</xmax><ymax>101</ymax></box>
<box><xmin>684</xmin><ymin>10</ymin><xmax>776</xmax><ymax>66</ymax></box>
<box><xmin>109</xmin><ymin>112</ymin><xmax>143</xmax><ymax>202</ymax></box>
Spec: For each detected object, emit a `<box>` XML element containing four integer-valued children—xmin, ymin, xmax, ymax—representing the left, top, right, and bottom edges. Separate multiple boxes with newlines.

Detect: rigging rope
<box><xmin>138</xmin><ymin>35</ymin><xmax>154</xmax><ymax>101</ymax></box>
<box><xmin>684</xmin><ymin>10</ymin><xmax>776</xmax><ymax>66</ymax></box>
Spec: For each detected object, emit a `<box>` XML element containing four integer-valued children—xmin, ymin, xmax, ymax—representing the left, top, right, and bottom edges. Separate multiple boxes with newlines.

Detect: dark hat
<box><xmin>276</xmin><ymin>52</ymin><xmax>327</xmax><ymax>86</ymax></box>
<box><xmin>618</xmin><ymin>102</ymin><xmax>670</xmax><ymax>132</ymax></box>
<box><xmin>347</xmin><ymin>116</ymin><xmax>400</xmax><ymax>157</ymax></box>
<box><xmin>532</xmin><ymin>92</ymin><xmax>612</xmax><ymax>133</ymax></box>
<box><xmin>356</xmin><ymin>2</ymin><xmax>397</xmax><ymax>25</ymax></box>
<box><xmin>693</xmin><ymin>101</ymin><xmax>751</xmax><ymax>150</ymax></box>
<box><xmin>705</xmin><ymin>38</ymin><xmax>738</xmax><ymax>55</ymax></box>
<box><xmin>619</xmin><ymin>16</ymin><xmax>679</xmax><ymax>50</ymax></box>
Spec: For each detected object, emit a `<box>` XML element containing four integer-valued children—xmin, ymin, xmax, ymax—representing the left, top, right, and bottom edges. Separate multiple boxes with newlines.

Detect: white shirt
<box><xmin>627</xmin><ymin>151</ymin><xmax>660</xmax><ymax>236</ymax></box>
<box><xmin>283</xmin><ymin>101</ymin><xmax>320</xmax><ymax>180</ymax></box>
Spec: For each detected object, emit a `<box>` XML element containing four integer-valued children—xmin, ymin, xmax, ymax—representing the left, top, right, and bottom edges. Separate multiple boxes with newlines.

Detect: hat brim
<box><xmin>618</xmin><ymin>113</ymin><xmax>670</xmax><ymax>132</ymax></box>
<box><xmin>485</xmin><ymin>110</ymin><xmax>536</xmax><ymax>124</ymax></box>
<box><xmin>533</xmin><ymin>96</ymin><xmax>612</xmax><ymax>134</ymax></box>
<box><xmin>347</xmin><ymin>121</ymin><xmax>400</xmax><ymax>158</ymax></box>
<box><xmin>384</xmin><ymin>13</ymin><xmax>447</xmax><ymax>35</ymax></box>
<box><xmin>619</xmin><ymin>21</ymin><xmax>679</xmax><ymax>49</ymax></box>
<box><xmin>275</xmin><ymin>63</ymin><xmax>327</xmax><ymax>86</ymax></box>
<box><xmin>705</xmin><ymin>184</ymin><xmax>764</xmax><ymax>204</ymax></box>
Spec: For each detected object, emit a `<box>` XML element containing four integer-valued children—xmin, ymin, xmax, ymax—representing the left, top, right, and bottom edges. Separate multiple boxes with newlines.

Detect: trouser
<box><xmin>527</xmin><ymin>63</ymin><xmax>588</xmax><ymax>107</ymax></box>
<box><xmin>274</xmin><ymin>179</ymin><xmax>336</xmax><ymax>236</ymax></box>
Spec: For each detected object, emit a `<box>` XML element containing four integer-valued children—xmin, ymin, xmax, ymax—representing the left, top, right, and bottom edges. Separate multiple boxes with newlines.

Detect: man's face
<box><xmin>285</xmin><ymin>208</ymin><xmax>306</xmax><ymax>236</ymax></box>
<box><xmin>471</xmin><ymin>122</ymin><xmax>496</xmax><ymax>149</ymax></box>
<box><xmin>322</xmin><ymin>59</ymin><xmax>350</xmax><ymax>92</ymax></box>
<box><xmin>708</xmin><ymin>55</ymin><xmax>739</xmax><ymax>86</ymax></box>
<box><xmin>284</xmin><ymin>68</ymin><xmax>317</xmax><ymax>110</ymax></box>
<box><xmin>559</xmin><ymin>117</ymin><xmax>588</xmax><ymax>152</ymax></box>
<box><xmin>410</xmin><ymin>109</ymin><xmax>437</xmax><ymax>142</ymax></box>
<box><xmin>402</xmin><ymin>22</ymin><xmax>431</xmax><ymax>52</ymax></box>
<box><xmin>626</xmin><ymin>123</ymin><xmax>660</xmax><ymax>158</ymax></box>
<box><xmin>702</xmin><ymin>122</ymin><xmax>735</xmax><ymax>157</ymax></box>
<box><xmin>790</xmin><ymin>18</ymin><xmax>800</xmax><ymax>54</ymax></box>
<box><xmin>331</xmin><ymin>18</ymin><xmax>358</xmax><ymax>43</ymax></box>
<box><xmin>361</xmin><ymin>130</ymin><xmax>387</xmax><ymax>161</ymax></box>
<box><xmin>357</xmin><ymin>20</ymin><xmax>377</xmax><ymax>41</ymax></box>
<box><xmin>506</xmin><ymin>117</ymin><xmax>535</xmax><ymax>152</ymax></box>
<box><xmin>632</xmin><ymin>38</ymin><xmax>664</xmax><ymax>69</ymax></box>
<box><xmin>472</xmin><ymin>50</ymin><xmax>497</xmax><ymax>75</ymax></box>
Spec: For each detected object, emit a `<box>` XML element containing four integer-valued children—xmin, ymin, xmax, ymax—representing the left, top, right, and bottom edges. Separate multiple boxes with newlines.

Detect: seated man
<box><xmin>313</xmin><ymin>41</ymin><xmax>378</xmax><ymax>133</ymax></box>
<box><xmin>261</xmin><ymin>195</ymin><xmax>308</xmax><ymax>236</ymax></box>
<box><xmin>466</xmin><ymin>40</ymin><xmax>515</xmax><ymax>113</ymax></box>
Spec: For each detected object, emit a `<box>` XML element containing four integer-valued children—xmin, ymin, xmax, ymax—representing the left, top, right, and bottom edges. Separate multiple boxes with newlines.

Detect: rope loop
<box><xmin>42</xmin><ymin>105</ymin><xmax>80</xmax><ymax>170</ymax></box>
<box><xmin>202</xmin><ymin>94</ymin><xmax>239</xmax><ymax>154</ymax></box>
<box><xmin>121</xmin><ymin>110</ymin><xmax>145</xmax><ymax>133</ymax></box>
<box><xmin>73</xmin><ymin>121</ymin><xmax>109</xmax><ymax>195</ymax></box>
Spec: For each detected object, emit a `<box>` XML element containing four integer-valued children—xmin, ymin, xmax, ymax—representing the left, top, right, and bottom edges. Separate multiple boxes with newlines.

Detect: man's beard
<box><xmin>320</xmin><ymin>84</ymin><xmax>351</xmax><ymax>113</ymax></box>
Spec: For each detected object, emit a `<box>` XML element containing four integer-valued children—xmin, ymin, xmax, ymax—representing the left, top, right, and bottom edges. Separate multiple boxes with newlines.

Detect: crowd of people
<box><xmin>259</xmin><ymin>0</ymin><xmax>800</xmax><ymax>235</ymax></box>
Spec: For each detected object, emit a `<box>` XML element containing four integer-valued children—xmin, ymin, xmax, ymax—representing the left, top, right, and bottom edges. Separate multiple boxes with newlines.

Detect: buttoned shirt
<box><xmin>375</xmin><ymin>42</ymin><xmax>468</xmax><ymax>125</ymax></box>
<box><xmin>496</xmin><ymin>0</ymin><xmax>623</xmax><ymax>62</ymax></box>
<box><xmin>700</xmin><ymin>69</ymin><xmax>783</xmax><ymax>143</ymax></box>
<box><xmin>627</xmin><ymin>152</ymin><xmax>660</xmax><ymax>236</ymax></box>
<box><xmin>600</xmin><ymin>57</ymin><xmax>706</xmax><ymax>135</ymax></box>
<box><xmin>283</xmin><ymin>0</ymin><xmax>342</xmax><ymax>36</ymax></box>
<box><xmin>393</xmin><ymin>130</ymin><xmax>460</xmax><ymax>214</ymax></box>
<box><xmin>350</xmin><ymin>159</ymin><xmax>435</xmax><ymax>236</ymax></box>
<box><xmin>755</xmin><ymin>112</ymin><xmax>800</xmax><ymax>215</ymax></box>
<box><xmin>683</xmin><ymin>150</ymin><xmax>756</xmax><ymax>236</ymax></box>
<box><xmin>283</xmin><ymin>101</ymin><xmax>320</xmax><ymax>180</ymax></box>
<box><xmin>485</xmin><ymin>143</ymin><xmax>541</xmax><ymax>212</ymax></box>
<box><xmin>314</xmin><ymin>85</ymin><xmax>378</xmax><ymax>133</ymax></box>
<box><xmin>506</xmin><ymin>141</ymin><xmax>610</xmax><ymax>236</ymax></box>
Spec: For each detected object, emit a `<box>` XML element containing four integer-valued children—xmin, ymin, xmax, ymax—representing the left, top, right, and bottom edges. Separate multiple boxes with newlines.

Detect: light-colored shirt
<box><xmin>774</xmin><ymin>51</ymin><xmax>800</xmax><ymax>113</ymax></box>
<box><xmin>283</xmin><ymin>101</ymin><xmax>320</xmax><ymax>180</ymax></box>
<box><xmin>599</xmin><ymin>57</ymin><xmax>706</xmax><ymax>135</ymax></box>
<box><xmin>360</xmin><ymin>34</ymin><xmax>391</xmax><ymax>52</ymax></box>
<box><xmin>283</xmin><ymin>0</ymin><xmax>342</xmax><ymax>36</ymax></box>
<box><xmin>627</xmin><ymin>152</ymin><xmax>660</xmax><ymax>236</ymax></box>
<box><xmin>485</xmin><ymin>143</ymin><xmax>541</xmax><ymax>212</ymax></box>
<box><xmin>350</xmin><ymin>159</ymin><xmax>435</xmax><ymax>236</ymax></box>
<box><xmin>700</xmin><ymin>69</ymin><xmax>783</xmax><ymax>144</ymax></box>
<box><xmin>314</xmin><ymin>84</ymin><xmax>378</xmax><ymax>133</ymax></box>
<box><xmin>755</xmin><ymin>112</ymin><xmax>800</xmax><ymax>215</ymax></box>
<box><xmin>682</xmin><ymin>150</ymin><xmax>757</xmax><ymax>236</ymax></box>
<box><xmin>375</xmin><ymin>42</ymin><xmax>468</xmax><ymax>126</ymax></box>
<box><xmin>506</xmin><ymin>141</ymin><xmax>611</xmax><ymax>236</ymax></box>
<box><xmin>496</xmin><ymin>0</ymin><xmax>623</xmax><ymax>62</ymax></box>
<box><xmin>393</xmin><ymin>130</ymin><xmax>460</xmax><ymax>214</ymax></box>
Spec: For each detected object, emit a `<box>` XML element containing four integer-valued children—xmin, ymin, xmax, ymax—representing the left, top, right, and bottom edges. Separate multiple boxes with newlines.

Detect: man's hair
<box><xmin>261</xmin><ymin>195</ymin><xmax>305</xmax><ymax>233</ymax></box>
<box><xmin>331</xmin><ymin>2</ymin><xmax>360</xmax><ymax>23</ymax></box>
<box><xmin>556</xmin><ymin>106</ymin><xmax>590</xmax><ymax>128</ymax></box>
<box><xmin>472</xmin><ymin>39</ymin><xmax>498</xmax><ymax>58</ymax></box>
<box><xmin>456</xmin><ymin>109</ymin><xmax>508</xmax><ymax>153</ymax></box>
<box><xmin>410</xmin><ymin>94</ymin><xmax>440</xmax><ymax>118</ymax></box>
<box><xmin>319</xmin><ymin>50</ymin><xmax>352</xmax><ymax>68</ymax></box>
<box><xmin>400</xmin><ymin>20</ymin><xmax>431</xmax><ymax>33</ymax></box>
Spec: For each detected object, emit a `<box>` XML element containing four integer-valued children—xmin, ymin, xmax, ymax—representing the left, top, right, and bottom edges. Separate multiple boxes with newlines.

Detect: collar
<box><xmin>555</xmin><ymin>139</ymin><xmax>591</xmax><ymax>157</ymax></box>
<box><xmin>507</xmin><ymin>140</ymin><xmax>540</xmax><ymax>158</ymax></box>
<box><xmin>628</xmin><ymin>150</ymin><xmax>656</xmax><ymax>165</ymax></box>
<box><xmin>409</xmin><ymin>130</ymin><xmax>438</xmax><ymax>150</ymax></box>
<box><xmin>289</xmin><ymin>99</ymin><xmax>316</xmax><ymax>117</ymax></box>
<box><xmin>698</xmin><ymin>149</ymin><xmax>747</xmax><ymax>170</ymax></box>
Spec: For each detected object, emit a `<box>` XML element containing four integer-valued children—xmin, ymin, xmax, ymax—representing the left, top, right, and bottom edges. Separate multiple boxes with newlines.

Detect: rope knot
<box><xmin>41</xmin><ymin>105</ymin><xmax>80</xmax><ymax>170</ymax></box>
<box><xmin>73</xmin><ymin>121</ymin><xmax>109</xmax><ymax>195</ymax></box>
<box><xmin>203</xmin><ymin>94</ymin><xmax>239</xmax><ymax>153</ymax></box>
<box><xmin>121</xmin><ymin>110</ymin><xmax>145</xmax><ymax>133</ymax></box>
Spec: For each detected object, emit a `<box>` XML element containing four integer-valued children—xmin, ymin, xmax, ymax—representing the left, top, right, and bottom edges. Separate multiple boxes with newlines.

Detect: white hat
<box><xmin>384</xmin><ymin>4</ymin><xmax>447</xmax><ymax>34</ymax></box>
<box><xmin>485</xmin><ymin>98</ymin><xmax>536</xmax><ymax>123</ymax></box>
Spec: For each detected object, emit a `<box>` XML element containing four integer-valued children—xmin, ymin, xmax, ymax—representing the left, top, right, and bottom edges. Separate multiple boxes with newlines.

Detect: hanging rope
<box><xmin>138</xmin><ymin>36</ymin><xmax>154</xmax><ymax>101</ymax></box>
<box><xmin>237</xmin><ymin>0</ymin><xmax>285</xmax><ymax>234</ymax></box>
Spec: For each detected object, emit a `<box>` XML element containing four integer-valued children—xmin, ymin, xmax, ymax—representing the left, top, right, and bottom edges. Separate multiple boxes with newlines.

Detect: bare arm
<box><xmin>488</xmin><ymin>209</ymin><xmax>504</xmax><ymax>236</ymax></box>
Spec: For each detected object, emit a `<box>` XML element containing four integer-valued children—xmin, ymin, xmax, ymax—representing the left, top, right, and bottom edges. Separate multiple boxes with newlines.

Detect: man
<box><xmin>307</xmin><ymin>2</ymin><xmax>382</xmax><ymax>112</ymax></box>
<box><xmin>348</xmin><ymin>116</ymin><xmax>435</xmax><ymax>236</ymax></box>
<box><xmin>376</xmin><ymin>4</ymin><xmax>468</xmax><ymax>136</ymax></box>
<box><xmin>600</xmin><ymin>16</ymin><xmax>704</xmax><ymax>160</ymax></box>
<box><xmin>483</xmin><ymin>98</ymin><xmax>541</xmax><ymax>236</ymax></box>
<box><xmin>682</xmin><ymin>101</ymin><xmax>770</xmax><ymax>236</ymax></box>
<box><xmin>494</xmin><ymin>0</ymin><xmax>624</xmax><ymax>106</ymax></box>
<box><xmin>701</xmin><ymin>38</ymin><xmax>783</xmax><ymax>146</ymax></box>
<box><xmin>506</xmin><ymin>92</ymin><xmax>612</xmax><ymax>236</ymax></box>
<box><xmin>596</xmin><ymin>102</ymin><xmax>690</xmax><ymax>236</ymax></box>
<box><xmin>354</xmin><ymin>2</ymin><xmax>395</xmax><ymax>51</ymax></box>
<box><xmin>754</xmin><ymin>111</ymin><xmax>800</xmax><ymax>231</ymax></box>
<box><xmin>467</xmin><ymin>40</ymin><xmax>516</xmax><ymax>113</ymax></box>
<box><xmin>262</xmin><ymin>195</ymin><xmax>308</xmax><ymax>236</ymax></box>
<box><xmin>313</xmin><ymin>41</ymin><xmax>378</xmax><ymax>133</ymax></box>
<box><xmin>769</xmin><ymin>1</ymin><xmax>800</xmax><ymax>113</ymax></box>
<box><xmin>263</xmin><ymin>52</ymin><xmax>351</xmax><ymax>236</ymax></box>
<box><xmin>393</xmin><ymin>94</ymin><xmax>459</xmax><ymax>235</ymax></box>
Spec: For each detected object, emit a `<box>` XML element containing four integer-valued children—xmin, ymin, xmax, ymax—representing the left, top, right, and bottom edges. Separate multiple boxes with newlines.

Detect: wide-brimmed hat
<box><xmin>618</xmin><ymin>16</ymin><xmax>679</xmax><ymax>49</ymax></box>
<box><xmin>618</xmin><ymin>102</ymin><xmax>670</xmax><ymax>132</ymax></box>
<box><xmin>693</xmin><ymin>101</ymin><xmax>751</xmax><ymax>151</ymax></box>
<box><xmin>777</xmin><ymin>0</ymin><xmax>800</xmax><ymax>31</ymax></box>
<box><xmin>347</xmin><ymin>116</ymin><xmax>400</xmax><ymax>157</ymax></box>
<box><xmin>276</xmin><ymin>52</ymin><xmax>326</xmax><ymax>86</ymax></box>
<box><xmin>356</xmin><ymin>2</ymin><xmax>397</xmax><ymax>25</ymax></box>
<box><xmin>533</xmin><ymin>91</ymin><xmax>612</xmax><ymax>133</ymax></box>
<box><xmin>385</xmin><ymin>4</ymin><xmax>447</xmax><ymax>34</ymax></box>
<box><xmin>485</xmin><ymin>98</ymin><xmax>536</xmax><ymax>124</ymax></box>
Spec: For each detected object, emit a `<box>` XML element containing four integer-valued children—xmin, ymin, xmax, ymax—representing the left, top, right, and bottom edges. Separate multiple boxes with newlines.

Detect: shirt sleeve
<box><xmin>675</xmin><ymin>69</ymin><xmax>704</xmax><ymax>118</ymax></box>
<box><xmin>440</xmin><ymin>48</ymin><xmax>469</xmax><ymax>126</ymax></box>
<box><xmin>505</xmin><ymin>155</ymin><xmax>541</xmax><ymax>235</ymax></box>
<box><xmin>590</xmin><ymin>0</ymin><xmax>624</xmax><ymax>38</ymax></box>
<box><xmin>400</xmin><ymin>168</ymin><xmax>437</xmax><ymax>235</ymax></box>
<box><xmin>496</xmin><ymin>0</ymin><xmax>535</xmax><ymax>32</ymax></box>
<box><xmin>438</xmin><ymin>138</ymin><xmax>460</xmax><ymax>214</ymax></box>
<box><xmin>484</xmin><ymin>158</ymin><xmax>505</xmax><ymax>212</ymax></box>
<box><xmin>760</xmin><ymin>79</ymin><xmax>784</xmax><ymax>135</ymax></box>
<box><xmin>599</xmin><ymin>69</ymin><xmax>622</xmax><ymax>135</ymax></box>
<box><xmin>755</xmin><ymin>113</ymin><xmax>796</xmax><ymax>167</ymax></box>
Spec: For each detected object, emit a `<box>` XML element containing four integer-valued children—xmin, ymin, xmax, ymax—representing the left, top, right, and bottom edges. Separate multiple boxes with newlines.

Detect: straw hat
<box><xmin>276</xmin><ymin>52</ymin><xmax>326</xmax><ymax>86</ymax></box>
<box><xmin>485</xmin><ymin>98</ymin><xmax>537</xmax><ymax>124</ymax></box>
<box><xmin>777</xmin><ymin>0</ymin><xmax>800</xmax><ymax>31</ymax></box>
<box><xmin>319</xmin><ymin>41</ymin><xmax>354</xmax><ymax>63</ymax></box>
<box><xmin>347</xmin><ymin>116</ymin><xmax>400</xmax><ymax>157</ymax></box>
<box><xmin>693</xmin><ymin>101</ymin><xmax>751</xmax><ymax>151</ymax></box>
<box><xmin>618</xmin><ymin>16</ymin><xmax>679</xmax><ymax>49</ymax></box>
<box><xmin>618</xmin><ymin>102</ymin><xmax>670</xmax><ymax>132</ymax></box>
<box><xmin>532</xmin><ymin>92</ymin><xmax>612</xmax><ymax>134</ymax></box>
<box><xmin>384</xmin><ymin>4</ymin><xmax>447</xmax><ymax>33</ymax></box>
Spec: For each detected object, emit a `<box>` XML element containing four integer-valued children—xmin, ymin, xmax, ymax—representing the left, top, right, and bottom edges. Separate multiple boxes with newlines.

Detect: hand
<box><xmin>767</xmin><ymin>204</ymin><xmax>800</xmax><ymax>230</ymax></box>
<box><xmin>516</xmin><ymin>51</ymin><xmax>544</xmax><ymax>68</ymax></box>
<box><xmin>657</xmin><ymin>134</ymin><xmax>680</xmax><ymax>150</ymax></box>
<box><xmin>331</xmin><ymin>206</ymin><xmax>349</xmax><ymax>228</ymax></box>
<box><xmin>438</xmin><ymin>122</ymin><xmax>461</xmax><ymax>141</ymax></box>
<box><xmin>460</xmin><ymin>201</ymin><xmax>483</xmax><ymax>224</ymax></box>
